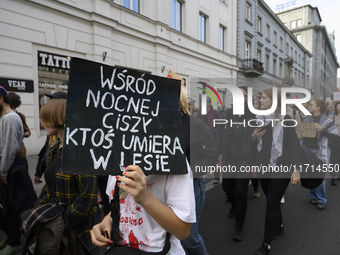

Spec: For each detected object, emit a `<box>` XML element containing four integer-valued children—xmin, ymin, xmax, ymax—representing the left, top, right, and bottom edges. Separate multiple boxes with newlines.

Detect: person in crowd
<box><xmin>327</xmin><ymin>107</ymin><xmax>334</xmax><ymax>116</ymax></box>
<box><xmin>250</xmin><ymin>88</ymin><xmax>301</xmax><ymax>255</ymax></box>
<box><xmin>329</xmin><ymin>101</ymin><xmax>340</xmax><ymax>185</ymax></box>
<box><xmin>200</xmin><ymin>97</ymin><xmax>220</xmax><ymax>185</ymax></box>
<box><xmin>181</xmin><ymin>85</ymin><xmax>219</xmax><ymax>254</ymax></box>
<box><xmin>34</xmin><ymin>91</ymin><xmax>67</xmax><ymax>184</ymax></box>
<box><xmin>0</xmin><ymin>86</ymin><xmax>37</xmax><ymax>255</ymax></box>
<box><xmin>187</xmin><ymin>97</ymin><xmax>195</xmax><ymax>115</ymax></box>
<box><xmin>251</xmin><ymin>97</ymin><xmax>261</xmax><ymax>198</ymax></box>
<box><xmin>216</xmin><ymin>86</ymin><xmax>256</xmax><ymax>242</ymax></box>
<box><xmin>192</xmin><ymin>109</ymin><xmax>200</xmax><ymax>118</ymax></box>
<box><xmin>285</xmin><ymin>93</ymin><xmax>302</xmax><ymax>127</ymax></box>
<box><xmin>8</xmin><ymin>92</ymin><xmax>31</xmax><ymax>170</ymax></box>
<box><xmin>299</xmin><ymin>99</ymin><xmax>338</xmax><ymax>209</ymax></box>
<box><xmin>253</xmin><ymin>98</ymin><xmax>260</xmax><ymax>111</ymax></box>
<box><xmin>34</xmin><ymin>99</ymin><xmax>101</xmax><ymax>254</ymax></box>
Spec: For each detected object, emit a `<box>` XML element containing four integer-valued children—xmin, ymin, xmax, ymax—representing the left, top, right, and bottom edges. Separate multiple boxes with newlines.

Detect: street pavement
<box><xmin>1</xmin><ymin>156</ymin><xmax>340</xmax><ymax>254</ymax></box>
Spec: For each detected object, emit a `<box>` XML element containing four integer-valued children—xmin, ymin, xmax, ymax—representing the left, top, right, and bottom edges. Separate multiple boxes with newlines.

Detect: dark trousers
<box><xmin>222</xmin><ymin>178</ymin><xmax>250</xmax><ymax>226</ymax></box>
<box><xmin>0</xmin><ymin>199</ymin><xmax>21</xmax><ymax>246</ymax></box>
<box><xmin>222</xmin><ymin>162</ymin><xmax>251</xmax><ymax>226</ymax></box>
<box><xmin>251</xmin><ymin>178</ymin><xmax>259</xmax><ymax>191</ymax></box>
<box><xmin>222</xmin><ymin>178</ymin><xmax>236</xmax><ymax>207</ymax></box>
<box><xmin>260</xmin><ymin>178</ymin><xmax>290</xmax><ymax>245</ymax></box>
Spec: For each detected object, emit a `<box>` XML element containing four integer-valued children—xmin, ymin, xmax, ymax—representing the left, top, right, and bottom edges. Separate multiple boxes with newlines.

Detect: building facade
<box><xmin>0</xmin><ymin>0</ymin><xmax>238</xmax><ymax>155</ymax></box>
<box><xmin>237</xmin><ymin>0</ymin><xmax>312</xmax><ymax>98</ymax></box>
<box><xmin>276</xmin><ymin>5</ymin><xmax>339</xmax><ymax>99</ymax></box>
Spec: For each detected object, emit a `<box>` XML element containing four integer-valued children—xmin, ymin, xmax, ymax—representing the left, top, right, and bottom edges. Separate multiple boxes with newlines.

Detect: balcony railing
<box><xmin>241</xmin><ymin>59</ymin><xmax>264</xmax><ymax>77</ymax></box>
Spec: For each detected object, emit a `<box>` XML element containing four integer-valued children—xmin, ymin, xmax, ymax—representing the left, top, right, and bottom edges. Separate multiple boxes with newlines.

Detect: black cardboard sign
<box><xmin>62</xmin><ymin>58</ymin><xmax>187</xmax><ymax>175</ymax></box>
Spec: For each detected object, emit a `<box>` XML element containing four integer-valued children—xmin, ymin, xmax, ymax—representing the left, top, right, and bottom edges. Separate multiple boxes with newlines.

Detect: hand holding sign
<box><xmin>297</xmin><ymin>123</ymin><xmax>317</xmax><ymax>138</ymax></box>
<box><xmin>62</xmin><ymin>58</ymin><xmax>187</xmax><ymax>176</ymax></box>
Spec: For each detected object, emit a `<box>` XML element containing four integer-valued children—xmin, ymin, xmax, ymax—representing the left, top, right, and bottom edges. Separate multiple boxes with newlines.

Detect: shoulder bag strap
<box><xmin>108</xmin><ymin>181</ymin><xmax>171</xmax><ymax>254</ymax></box>
<box><xmin>110</xmin><ymin>181</ymin><xmax>120</xmax><ymax>247</ymax></box>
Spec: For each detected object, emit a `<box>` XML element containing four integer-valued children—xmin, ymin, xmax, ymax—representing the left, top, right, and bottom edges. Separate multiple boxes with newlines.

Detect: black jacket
<box><xmin>216</xmin><ymin>108</ymin><xmax>255</xmax><ymax>166</ymax></box>
<box><xmin>182</xmin><ymin>114</ymin><xmax>219</xmax><ymax>177</ymax></box>
<box><xmin>0</xmin><ymin>153</ymin><xmax>37</xmax><ymax>215</ymax></box>
<box><xmin>249</xmin><ymin>116</ymin><xmax>302</xmax><ymax>178</ymax></box>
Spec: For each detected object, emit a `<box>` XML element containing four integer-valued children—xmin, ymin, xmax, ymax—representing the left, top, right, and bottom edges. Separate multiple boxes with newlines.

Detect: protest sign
<box><xmin>62</xmin><ymin>58</ymin><xmax>187</xmax><ymax>175</ymax></box>
<box><xmin>297</xmin><ymin>123</ymin><xmax>317</xmax><ymax>138</ymax></box>
<box><xmin>334</xmin><ymin>92</ymin><xmax>340</xmax><ymax>101</ymax></box>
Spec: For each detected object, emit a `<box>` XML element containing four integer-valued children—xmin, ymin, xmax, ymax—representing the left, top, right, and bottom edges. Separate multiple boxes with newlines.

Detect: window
<box><xmin>257</xmin><ymin>49</ymin><xmax>261</xmax><ymax>61</ymax></box>
<box><xmin>245</xmin><ymin>41</ymin><xmax>251</xmax><ymax>59</ymax></box>
<box><xmin>123</xmin><ymin>0</ymin><xmax>139</xmax><ymax>13</ymax></box>
<box><xmin>258</xmin><ymin>16</ymin><xmax>262</xmax><ymax>33</ymax></box>
<box><xmin>219</xmin><ymin>26</ymin><xmax>225</xmax><ymax>51</ymax></box>
<box><xmin>199</xmin><ymin>13</ymin><xmax>207</xmax><ymax>43</ymax></box>
<box><xmin>297</xmin><ymin>19</ymin><xmax>302</xmax><ymax>27</ymax></box>
<box><xmin>290</xmin><ymin>47</ymin><xmax>293</xmax><ymax>57</ymax></box>
<box><xmin>295</xmin><ymin>51</ymin><xmax>297</xmax><ymax>62</ymax></box>
<box><xmin>291</xmin><ymin>20</ymin><xmax>296</xmax><ymax>29</ymax></box>
<box><xmin>246</xmin><ymin>3</ymin><xmax>251</xmax><ymax>21</ymax></box>
<box><xmin>273</xmin><ymin>59</ymin><xmax>277</xmax><ymax>76</ymax></box>
<box><xmin>296</xmin><ymin>34</ymin><xmax>301</xmax><ymax>43</ymax></box>
<box><xmin>307</xmin><ymin>61</ymin><xmax>309</xmax><ymax>70</ymax></box>
<box><xmin>171</xmin><ymin>0</ymin><xmax>182</xmax><ymax>32</ymax></box>
<box><xmin>273</xmin><ymin>31</ymin><xmax>277</xmax><ymax>45</ymax></box>
<box><xmin>286</xmin><ymin>43</ymin><xmax>289</xmax><ymax>56</ymax></box>
<box><xmin>279</xmin><ymin>63</ymin><xmax>283</xmax><ymax>77</ymax></box>
<box><xmin>266</xmin><ymin>54</ymin><xmax>270</xmax><ymax>72</ymax></box>
<box><xmin>299</xmin><ymin>54</ymin><xmax>301</xmax><ymax>65</ymax></box>
<box><xmin>280</xmin><ymin>37</ymin><xmax>283</xmax><ymax>50</ymax></box>
<box><xmin>266</xmin><ymin>25</ymin><xmax>270</xmax><ymax>39</ymax></box>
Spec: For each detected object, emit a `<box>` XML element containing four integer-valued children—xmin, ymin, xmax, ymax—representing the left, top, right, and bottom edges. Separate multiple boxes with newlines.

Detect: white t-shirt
<box><xmin>106</xmin><ymin>166</ymin><xmax>196</xmax><ymax>255</ymax></box>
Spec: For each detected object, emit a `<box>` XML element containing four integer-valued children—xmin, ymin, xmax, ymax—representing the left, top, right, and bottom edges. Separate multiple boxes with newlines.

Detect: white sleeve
<box><xmin>164</xmin><ymin>161</ymin><xmax>196</xmax><ymax>224</ymax></box>
<box><xmin>106</xmin><ymin>175</ymin><xmax>116</xmax><ymax>200</ymax></box>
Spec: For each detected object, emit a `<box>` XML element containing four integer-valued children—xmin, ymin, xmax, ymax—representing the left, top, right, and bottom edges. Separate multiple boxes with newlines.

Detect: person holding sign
<box><xmin>90</xmin><ymin>163</ymin><xmax>196</xmax><ymax>254</ymax></box>
<box><xmin>299</xmin><ymin>99</ymin><xmax>338</xmax><ymax>210</ymax></box>
<box><xmin>33</xmin><ymin>99</ymin><xmax>101</xmax><ymax>254</ymax></box>
<box><xmin>90</xmin><ymin>73</ymin><xmax>197</xmax><ymax>254</ymax></box>
<box><xmin>250</xmin><ymin>89</ymin><xmax>301</xmax><ymax>255</ymax></box>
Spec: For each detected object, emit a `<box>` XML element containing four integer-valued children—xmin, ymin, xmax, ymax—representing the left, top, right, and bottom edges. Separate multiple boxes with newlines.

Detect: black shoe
<box><xmin>273</xmin><ymin>224</ymin><xmax>284</xmax><ymax>240</ymax></box>
<box><xmin>317</xmin><ymin>202</ymin><xmax>326</xmax><ymax>210</ymax></box>
<box><xmin>228</xmin><ymin>207</ymin><xmax>236</xmax><ymax>218</ymax></box>
<box><xmin>331</xmin><ymin>179</ymin><xmax>337</xmax><ymax>186</ymax></box>
<box><xmin>233</xmin><ymin>225</ymin><xmax>244</xmax><ymax>241</ymax></box>
<box><xmin>254</xmin><ymin>243</ymin><xmax>270</xmax><ymax>255</ymax></box>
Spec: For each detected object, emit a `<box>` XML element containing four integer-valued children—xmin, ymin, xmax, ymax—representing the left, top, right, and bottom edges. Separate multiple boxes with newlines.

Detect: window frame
<box><xmin>266</xmin><ymin>24</ymin><xmax>270</xmax><ymax>39</ymax></box>
<box><xmin>257</xmin><ymin>49</ymin><xmax>261</xmax><ymax>62</ymax></box>
<box><xmin>273</xmin><ymin>31</ymin><xmax>277</xmax><ymax>45</ymax></box>
<box><xmin>171</xmin><ymin>0</ymin><xmax>183</xmax><ymax>32</ymax></box>
<box><xmin>219</xmin><ymin>25</ymin><xmax>226</xmax><ymax>51</ymax></box>
<box><xmin>258</xmin><ymin>16</ymin><xmax>262</xmax><ymax>33</ymax></box>
<box><xmin>245</xmin><ymin>41</ymin><xmax>251</xmax><ymax>59</ymax></box>
<box><xmin>291</xmin><ymin>20</ymin><xmax>296</xmax><ymax>29</ymax></box>
<box><xmin>123</xmin><ymin>0</ymin><xmax>140</xmax><ymax>13</ymax></box>
<box><xmin>246</xmin><ymin>2</ymin><xmax>252</xmax><ymax>21</ymax></box>
<box><xmin>296</xmin><ymin>34</ymin><xmax>302</xmax><ymax>43</ymax></box>
<box><xmin>297</xmin><ymin>19</ymin><xmax>302</xmax><ymax>27</ymax></box>
<box><xmin>199</xmin><ymin>13</ymin><xmax>208</xmax><ymax>43</ymax></box>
